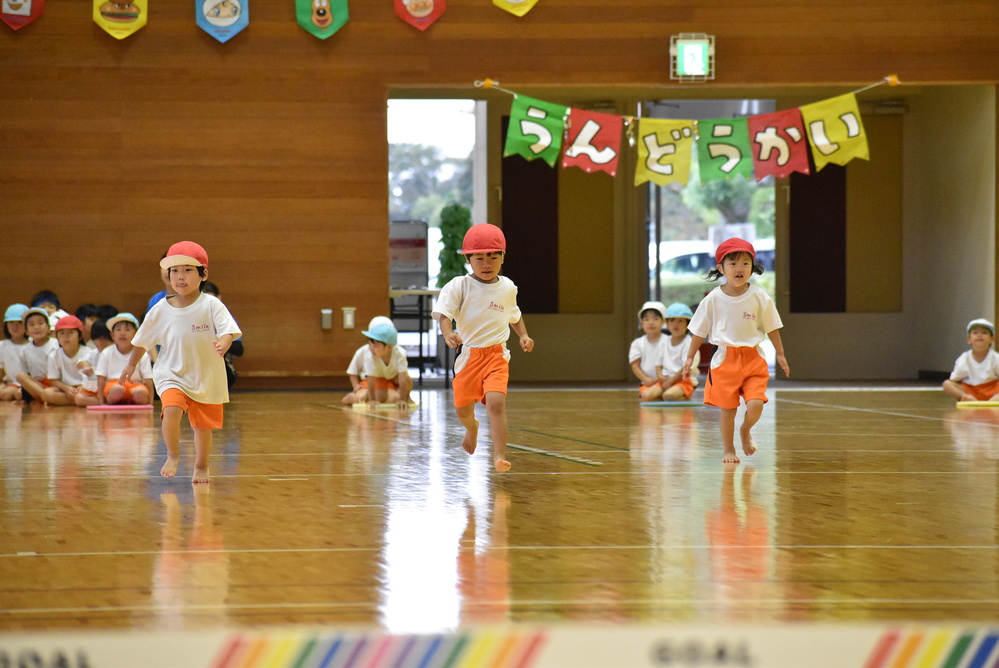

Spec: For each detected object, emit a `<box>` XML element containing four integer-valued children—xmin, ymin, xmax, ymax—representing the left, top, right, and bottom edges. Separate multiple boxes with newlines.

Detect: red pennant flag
<box><xmin>748</xmin><ymin>108</ymin><xmax>810</xmax><ymax>179</ymax></box>
<box><xmin>394</xmin><ymin>0</ymin><xmax>444</xmax><ymax>30</ymax></box>
<box><xmin>561</xmin><ymin>109</ymin><xmax>622</xmax><ymax>176</ymax></box>
<box><xmin>1</xmin><ymin>0</ymin><xmax>44</xmax><ymax>30</ymax></box>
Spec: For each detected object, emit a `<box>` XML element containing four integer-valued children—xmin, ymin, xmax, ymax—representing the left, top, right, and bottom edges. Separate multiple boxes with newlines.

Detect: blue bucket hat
<box><xmin>363</xmin><ymin>320</ymin><xmax>398</xmax><ymax>346</ymax></box>
<box><xmin>107</xmin><ymin>313</ymin><xmax>139</xmax><ymax>330</ymax></box>
<box><xmin>664</xmin><ymin>302</ymin><xmax>693</xmax><ymax>319</ymax></box>
<box><xmin>4</xmin><ymin>303</ymin><xmax>29</xmax><ymax>322</ymax></box>
<box><xmin>967</xmin><ymin>318</ymin><xmax>995</xmax><ymax>336</ymax></box>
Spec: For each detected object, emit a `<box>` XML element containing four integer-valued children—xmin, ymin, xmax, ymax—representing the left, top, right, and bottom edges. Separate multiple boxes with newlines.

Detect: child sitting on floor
<box><xmin>943</xmin><ymin>318</ymin><xmax>999</xmax><ymax>401</ymax></box>
<box><xmin>96</xmin><ymin>313</ymin><xmax>154</xmax><ymax>405</ymax></box>
<box><xmin>14</xmin><ymin>307</ymin><xmax>60</xmax><ymax>404</ymax></box>
<box><xmin>21</xmin><ymin>315</ymin><xmax>99</xmax><ymax>406</ymax></box>
<box><xmin>341</xmin><ymin>317</ymin><xmax>413</xmax><ymax>409</ymax></box>
<box><xmin>656</xmin><ymin>302</ymin><xmax>700</xmax><ymax>401</ymax></box>
<box><xmin>0</xmin><ymin>304</ymin><xmax>30</xmax><ymax>401</ymax></box>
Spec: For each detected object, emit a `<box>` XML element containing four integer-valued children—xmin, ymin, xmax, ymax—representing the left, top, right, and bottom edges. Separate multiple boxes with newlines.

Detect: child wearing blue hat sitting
<box><xmin>342</xmin><ymin>317</ymin><xmax>413</xmax><ymax>409</ymax></box>
<box><xmin>943</xmin><ymin>318</ymin><xmax>999</xmax><ymax>401</ymax></box>
<box><xmin>656</xmin><ymin>302</ymin><xmax>700</xmax><ymax>401</ymax></box>
<box><xmin>0</xmin><ymin>303</ymin><xmax>30</xmax><ymax>401</ymax></box>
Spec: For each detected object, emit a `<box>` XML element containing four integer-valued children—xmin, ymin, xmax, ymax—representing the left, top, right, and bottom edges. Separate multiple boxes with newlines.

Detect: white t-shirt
<box><xmin>0</xmin><ymin>340</ymin><xmax>28</xmax><ymax>384</ymax></box>
<box><xmin>661</xmin><ymin>332</ymin><xmax>700</xmax><ymax>386</ymax></box>
<box><xmin>96</xmin><ymin>344</ymin><xmax>153</xmax><ymax>382</ymax></box>
<box><xmin>132</xmin><ymin>292</ymin><xmax>242</xmax><ymax>404</ymax></box>
<box><xmin>47</xmin><ymin>345</ymin><xmax>95</xmax><ymax>386</ymax></box>
<box><xmin>345</xmin><ymin>345</ymin><xmax>408</xmax><ymax>380</ymax></box>
<box><xmin>949</xmin><ymin>349</ymin><xmax>999</xmax><ymax>386</ymax></box>
<box><xmin>628</xmin><ymin>335</ymin><xmax>667</xmax><ymax>380</ymax></box>
<box><xmin>688</xmin><ymin>284</ymin><xmax>782</xmax><ymax>369</ymax></box>
<box><xmin>19</xmin><ymin>338</ymin><xmax>60</xmax><ymax>379</ymax></box>
<box><xmin>346</xmin><ymin>345</ymin><xmax>370</xmax><ymax>377</ymax></box>
<box><xmin>432</xmin><ymin>275</ymin><xmax>522</xmax><ymax>373</ymax></box>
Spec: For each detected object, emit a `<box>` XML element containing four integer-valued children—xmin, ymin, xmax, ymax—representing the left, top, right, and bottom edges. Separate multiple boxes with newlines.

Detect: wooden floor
<box><xmin>2</xmin><ymin>383</ymin><xmax>999</xmax><ymax>636</ymax></box>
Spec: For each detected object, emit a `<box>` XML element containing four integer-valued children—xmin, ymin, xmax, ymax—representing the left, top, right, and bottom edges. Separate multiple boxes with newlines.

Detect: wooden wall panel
<box><xmin>1</xmin><ymin>0</ymin><xmax>996</xmax><ymax>386</ymax></box>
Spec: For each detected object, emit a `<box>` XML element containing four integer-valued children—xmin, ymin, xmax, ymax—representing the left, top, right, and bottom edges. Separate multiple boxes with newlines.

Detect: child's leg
<box><xmin>455</xmin><ymin>402</ymin><xmax>479</xmax><ymax>455</ymax></box>
<box><xmin>640</xmin><ymin>384</ymin><xmax>664</xmax><ymax>402</ymax></box>
<box><xmin>74</xmin><ymin>392</ymin><xmax>99</xmax><ymax>407</ymax></box>
<box><xmin>16</xmin><ymin>374</ymin><xmax>45</xmax><ymax>401</ymax></box>
<box><xmin>192</xmin><ymin>427</ymin><xmax>212</xmax><ymax>484</ymax></box>
<box><xmin>662</xmin><ymin>384</ymin><xmax>687</xmax><ymax>401</ymax></box>
<box><xmin>942</xmin><ymin>379</ymin><xmax>973</xmax><ymax>401</ymax></box>
<box><xmin>719</xmin><ymin>407</ymin><xmax>739</xmax><ymax>463</ymax></box>
<box><xmin>106</xmin><ymin>383</ymin><xmax>128</xmax><ymax>404</ymax></box>
<box><xmin>130</xmin><ymin>385</ymin><xmax>150</xmax><ymax>405</ymax></box>
<box><xmin>739</xmin><ymin>399</ymin><xmax>763</xmax><ymax>457</ymax></box>
<box><xmin>0</xmin><ymin>385</ymin><xmax>19</xmax><ymax>401</ymax></box>
<box><xmin>41</xmin><ymin>387</ymin><xmax>74</xmax><ymax>406</ymax></box>
<box><xmin>485</xmin><ymin>391</ymin><xmax>511</xmax><ymax>472</ymax></box>
<box><xmin>161</xmin><ymin>406</ymin><xmax>184</xmax><ymax>478</ymax></box>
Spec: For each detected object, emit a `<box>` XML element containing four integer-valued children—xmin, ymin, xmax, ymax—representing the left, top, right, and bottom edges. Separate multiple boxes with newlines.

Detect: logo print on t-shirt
<box><xmin>191</xmin><ymin>323</ymin><xmax>211</xmax><ymax>332</ymax></box>
<box><xmin>488</xmin><ymin>301</ymin><xmax>505</xmax><ymax>312</ymax></box>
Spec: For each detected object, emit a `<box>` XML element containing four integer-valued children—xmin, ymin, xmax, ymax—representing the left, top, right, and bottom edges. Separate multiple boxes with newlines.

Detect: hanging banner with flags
<box><xmin>504</xmin><ymin>95</ymin><xmax>568</xmax><ymax>168</ymax></box>
<box><xmin>697</xmin><ymin>117</ymin><xmax>754</xmax><ymax>182</ymax></box>
<box><xmin>748</xmin><ymin>108</ymin><xmax>810</xmax><ymax>179</ymax></box>
<box><xmin>1</xmin><ymin>0</ymin><xmax>44</xmax><ymax>31</ymax></box>
<box><xmin>634</xmin><ymin>118</ymin><xmax>695</xmax><ymax>187</ymax></box>
<box><xmin>493</xmin><ymin>0</ymin><xmax>539</xmax><ymax>17</ymax></box>
<box><xmin>800</xmin><ymin>93</ymin><xmax>869</xmax><ymax>171</ymax></box>
<box><xmin>394</xmin><ymin>0</ymin><xmax>444</xmax><ymax>30</ymax></box>
<box><xmin>296</xmin><ymin>0</ymin><xmax>347</xmax><ymax>39</ymax></box>
<box><xmin>197</xmin><ymin>0</ymin><xmax>248</xmax><ymax>42</ymax></box>
<box><xmin>93</xmin><ymin>0</ymin><xmax>146</xmax><ymax>39</ymax></box>
<box><xmin>561</xmin><ymin>109</ymin><xmax>623</xmax><ymax>176</ymax></box>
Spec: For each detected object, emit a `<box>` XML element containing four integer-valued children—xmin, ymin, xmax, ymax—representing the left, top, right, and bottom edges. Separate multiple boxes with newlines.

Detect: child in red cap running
<box><xmin>682</xmin><ymin>238</ymin><xmax>790</xmax><ymax>464</ymax></box>
<box><xmin>121</xmin><ymin>241</ymin><xmax>242</xmax><ymax>484</ymax></box>
<box><xmin>432</xmin><ymin>223</ymin><xmax>534</xmax><ymax>472</ymax></box>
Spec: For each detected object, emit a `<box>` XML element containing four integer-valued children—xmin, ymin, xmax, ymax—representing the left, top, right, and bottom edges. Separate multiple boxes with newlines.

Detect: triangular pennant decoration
<box><xmin>93</xmin><ymin>0</ymin><xmax>147</xmax><ymax>39</ymax></box>
<box><xmin>800</xmin><ymin>93</ymin><xmax>869</xmax><ymax>171</ymax></box>
<box><xmin>492</xmin><ymin>0</ymin><xmax>538</xmax><ymax>17</ymax></box>
<box><xmin>561</xmin><ymin>109</ymin><xmax>622</xmax><ymax>176</ymax></box>
<box><xmin>503</xmin><ymin>95</ymin><xmax>568</xmax><ymax>168</ymax></box>
<box><xmin>1</xmin><ymin>0</ymin><xmax>44</xmax><ymax>31</ymax></box>
<box><xmin>197</xmin><ymin>0</ymin><xmax>248</xmax><ymax>42</ymax></box>
<box><xmin>394</xmin><ymin>0</ymin><xmax>444</xmax><ymax>31</ymax></box>
<box><xmin>634</xmin><ymin>118</ymin><xmax>695</xmax><ymax>187</ymax></box>
<box><xmin>296</xmin><ymin>0</ymin><xmax>348</xmax><ymax>39</ymax></box>
<box><xmin>748</xmin><ymin>108</ymin><xmax>810</xmax><ymax>179</ymax></box>
<box><xmin>697</xmin><ymin>117</ymin><xmax>755</xmax><ymax>182</ymax></box>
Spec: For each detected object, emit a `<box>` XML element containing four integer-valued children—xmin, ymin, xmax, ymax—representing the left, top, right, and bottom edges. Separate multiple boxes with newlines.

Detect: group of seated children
<box><xmin>341</xmin><ymin>316</ymin><xmax>414</xmax><ymax>409</ymax></box>
<box><xmin>629</xmin><ymin>300</ymin><xmax>700</xmax><ymax>402</ymax></box>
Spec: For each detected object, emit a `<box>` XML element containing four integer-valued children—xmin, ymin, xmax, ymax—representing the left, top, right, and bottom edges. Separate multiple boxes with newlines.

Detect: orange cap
<box><xmin>460</xmin><ymin>224</ymin><xmax>506</xmax><ymax>254</ymax></box>
<box><xmin>714</xmin><ymin>238</ymin><xmax>756</xmax><ymax>264</ymax></box>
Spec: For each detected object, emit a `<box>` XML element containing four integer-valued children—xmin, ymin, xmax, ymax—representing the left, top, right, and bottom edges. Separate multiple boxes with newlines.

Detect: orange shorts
<box><xmin>703</xmin><ymin>347</ymin><xmax>769</xmax><ymax>410</ymax></box>
<box><xmin>103</xmin><ymin>379</ymin><xmax>147</xmax><ymax>403</ymax></box>
<box><xmin>961</xmin><ymin>379</ymin><xmax>999</xmax><ymax>401</ymax></box>
<box><xmin>160</xmin><ymin>388</ymin><xmax>224</xmax><ymax>430</ymax></box>
<box><xmin>79</xmin><ymin>388</ymin><xmax>98</xmax><ymax>398</ymax></box>
<box><xmin>668</xmin><ymin>378</ymin><xmax>696</xmax><ymax>399</ymax></box>
<box><xmin>453</xmin><ymin>345</ymin><xmax>509</xmax><ymax>407</ymax></box>
<box><xmin>638</xmin><ymin>382</ymin><xmax>662</xmax><ymax>397</ymax></box>
<box><xmin>38</xmin><ymin>378</ymin><xmax>53</xmax><ymax>389</ymax></box>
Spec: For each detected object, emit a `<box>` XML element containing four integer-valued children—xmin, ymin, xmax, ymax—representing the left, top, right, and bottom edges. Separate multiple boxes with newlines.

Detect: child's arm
<box><xmin>631</xmin><ymin>360</ymin><xmax>655</xmax><ymax>386</ymax></box>
<box><xmin>767</xmin><ymin>329</ymin><xmax>790</xmax><ymax>378</ymax></box>
<box><xmin>213</xmin><ymin>334</ymin><xmax>234</xmax><ymax>357</ymax></box>
<box><xmin>436</xmin><ymin>313</ymin><xmax>462</xmax><ymax>349</ymax></box>
<box><xmin>511</xmin><ymin>317</ymin><xmax>534</xmax><ymax>352</ymax></box>
<box><xmin>97</xmin><ymin>375</ymin><xmax>107</xmax><ymax>404</ymax></box>
<box><xmin>347</xmin><ymin>373</ymin><xmax>363</xmax><ymax>393</ymax></box>
<box><xmin>120</xmin><ymin>346</ymin><xmax>147</xmax><ymax>384</ymax></box>
<box><xmin>52</xmin><ymin>378</ymin><xmax>78</xmax><ymax>395</ymax></box>
<box><xmin>395</xmin><ymin>373</ymin><xmax>413</xmax><ymax>408</ymax></box>
<box><xmin>682</xmin><ymin>335</ymin><xmax>706</xmax><ymax>379</ymax></box>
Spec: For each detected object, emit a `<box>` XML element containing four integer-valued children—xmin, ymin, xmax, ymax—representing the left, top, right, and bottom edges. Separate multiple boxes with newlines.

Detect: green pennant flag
<box><xmin>697</xmin><ymin>117</ymin><xmax>754</xmax><ymax>183</ymax></box>
<box><xmin>296</xmin><ymin>0</ymin><xmax>347</xmax><ymax>39</ymax></box>
<box><xmin>503</xmin><ymin>95</ymin><xmax>568</xmax><ymax>167</ymax></box>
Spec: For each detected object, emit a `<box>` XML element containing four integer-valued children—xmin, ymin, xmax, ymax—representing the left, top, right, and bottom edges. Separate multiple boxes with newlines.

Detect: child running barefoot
<box><xmin>432</xmin><ymin>224</ymin><xmax>534</xmax><ymax>473</ymax></box>
<box><xmin>121</xmin><ymin>241</ymin><xmax>241</xmax><ymax>484</ymax></box>
<box><xmin>682</xmin><ymin>238</ymin><xmax>789</xmax><ymax>464</ymax></box>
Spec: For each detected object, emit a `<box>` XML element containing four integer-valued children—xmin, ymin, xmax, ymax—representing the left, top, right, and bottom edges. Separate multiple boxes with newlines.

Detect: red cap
<box><xmin>160</xmin><ymin>241</ymin><xmax>209</xmax><ymax>270</ymax></box>
<box><xmin>714</xmin><ymin>238</ymin><xmax>756</xmax><ymax>265</ymax></box>
<box><xmin>460</xmin><ymin>224</ymin><xmax>506</xmax><ymax>254</ymax></box>
<box><xmin>54</xmin><ymin>315</ymin><xmax>84</xmax><ymax>332</ymax></box>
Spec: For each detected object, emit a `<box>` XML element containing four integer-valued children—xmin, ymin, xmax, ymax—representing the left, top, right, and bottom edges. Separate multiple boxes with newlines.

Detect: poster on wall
<box><xmin>394</xmin><ymin>0</ymin><xmax>444</xmax><ymax>31</ymax></box>
<box><xmin>93</xmin><ymin>0</ymin><xmax>147</xmax><ymax>39</ymax></box>
<box><xmin>1</xmin><ymin>0</ymin><xmax>44</xmax><ymax>31</ymax></box>
<box><xmin>197</xmin><ymin>0</ymin><xmax>248</xmax><ymax>42</ymax></box>
<box><xmin>296</xmin><ymin>0</ymin><xmax>347</xmax><ymax>39</ymax></box>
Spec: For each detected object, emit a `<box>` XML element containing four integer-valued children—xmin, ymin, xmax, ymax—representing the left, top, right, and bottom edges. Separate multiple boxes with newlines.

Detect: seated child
<box><xmin>341</xmin><ymin>317</ymin><xmax>413</xmax><ymax>408</ymax></box>
<box><xmin>655</xmin><ymin>302</ymin><xmax>701</xmax><ymax>401</ymax></box>
<box><xmin>24</xmin><ymin>315</ymin><xmax>98</xmax><ymax>406</ymax></box>
<box><xmin>0</xmin><ymin>303</ymin><xmax>30</xmax><ymax>401</ymax></box>
<box><xmin>14</xmin><ymin>307</ymin><xmax>60</xmax><ymax>403</ymax></box>
<box><xmin>96</xmin><ymin>313</ymin><xmax>154</xmax><ymax>405</ymax></box>
<box><xmin>629</xmin><ymin>301</ymin><xmax>668</xmax><ymax>402</ymax></box>
<box><xmin>30</xmin><ymin>290</ymin><xmax>71</xmax><ymax>329</ymax></box>
<box><xmin>943</xmin><ymin>318</ymin><xmax>999</xmax><ymax>401</ymax></box>
<box><xmin>89</xmin><ymin>319</ymin><xmax>114</xmax><ymax>353</ymax></box>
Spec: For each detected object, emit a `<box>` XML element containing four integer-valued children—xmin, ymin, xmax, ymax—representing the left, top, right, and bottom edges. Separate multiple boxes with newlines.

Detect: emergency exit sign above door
<box><xmin>670</xmin><ymin>33</ymin><xmax>715</xmax><ymax>82</ymax></box>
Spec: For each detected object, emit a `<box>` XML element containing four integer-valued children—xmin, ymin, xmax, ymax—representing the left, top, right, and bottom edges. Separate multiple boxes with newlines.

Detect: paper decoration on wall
<box><xmin>197</xmin><ymin>0</ymin><xmax>248</xmax><ymax>42</ymax></box>
<box><xmin>634</xmin><ymin>119</ymin><xmax>695</xmax><ymax>187</ymax></box>
<box><xmin>799</xmin><ymin>93</ymin><xmax>869</xmax><ymax>171</ymax></box>
<box><xmin>504</xmin><ymin>95</ymin><xmax>568</xmax><ymax>167</ymax></box>
<box><xmin>493</xmin><ymin>0</ymin><xmax>538</xmax><ymax>17</ymax></box>
<box><xmin>697</xmin><ymin>117</ymin><xmax>754</xmax><ymax>182</ymax></box>
<box><xmin>562</xmin><ymin>109</ymin><xmax>622</xmax><ymax>176</ymax></box>
<box><xmin>94</xmin><ymin>0</ymin><xmax>146</xmax><ymax>39</ymax></box>
<box><xmin>394</xmin><ymin>0</ymin><xmax>444</xmax><ymax>31</ymax></box>
<box><xmin>296</xmin><ymin>0</ymin><xmax>347</xmax><ymax>38</ymax></box>
<box><xmin>747</xmin><ymin>108</ymin><xmax>810</xmax><ymax>179</ymax></box>
<box><xmin>1</xmin><ymin>0</ymin><xmax>44</xmax><ymax>31</ymax></box>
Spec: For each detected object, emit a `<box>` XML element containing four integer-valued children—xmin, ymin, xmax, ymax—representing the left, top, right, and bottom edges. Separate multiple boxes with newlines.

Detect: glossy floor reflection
<box><xmin>2</xmin><ymin>384</ymin><xmax>998</xmax><ymax>633</ymax></box>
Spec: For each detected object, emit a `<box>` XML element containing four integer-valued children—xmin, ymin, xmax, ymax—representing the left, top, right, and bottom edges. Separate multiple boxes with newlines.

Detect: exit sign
<box><xmin>670</xmin><ymin>34</ymin><xmax>714</xmax><ymax>82</ymax></box>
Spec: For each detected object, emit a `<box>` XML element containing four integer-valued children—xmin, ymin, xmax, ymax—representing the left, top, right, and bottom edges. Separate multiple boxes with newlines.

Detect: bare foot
<box><xmin>722</xmin><ymin>449</ymin><xmax>740</xmax><ymax>464</ymax></box>
<box><xmin>160</xmin><ymin>456</ymin><xmax>180</xmax><ymax>478</ymax></box>
<box><xmin>740</xmin><ymin>433</ymin><xmax>757</xmax><ymax>457</ymax></box>
<box><xmin>494</xmin><ymin>459</ymin><xmax>511</xmax><ymax>473</ymax></box>
<box><xmin>462</xmin><ymin>419</ymin><xmax>479</xmax><ymax>455</ymax></box>
<box><xmin>192</xmin><ymin>466</ymin><xmax>210</xmax><ymax>484</ymax></box>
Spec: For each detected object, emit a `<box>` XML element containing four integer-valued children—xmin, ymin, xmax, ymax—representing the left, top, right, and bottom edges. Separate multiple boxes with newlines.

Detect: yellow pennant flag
<box><xmin>94</xmin><ymin>0</ymin><xmax>146</xmax><ymax>38</ymax></box>
<box><xmin>634</xmin><ymin>118</ymin><xmax>695</xmax><ymax>186</ymax></box>
<box><xmin>492</xmin><ymin>0</ymin><xmax>539</xmax><ymax>17</ymax></box>
<box><xmin>799</xmin><ymin>93</ymin><xmax>869</xmax><ymax>171</ymax></box>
